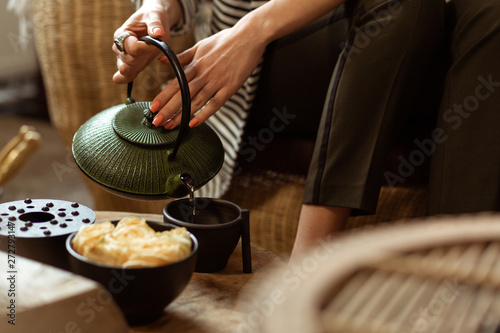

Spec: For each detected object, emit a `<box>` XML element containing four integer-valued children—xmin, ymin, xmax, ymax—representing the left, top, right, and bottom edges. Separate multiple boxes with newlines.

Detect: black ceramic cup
<box><xmin>163</xmin><ymin>198</ymin><xmax>252</xmax><ymax>273</ymax></box>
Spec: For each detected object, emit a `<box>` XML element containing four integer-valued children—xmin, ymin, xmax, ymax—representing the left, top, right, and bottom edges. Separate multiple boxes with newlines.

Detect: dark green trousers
<box><xmin>428</xmin><ymin>0</ymin><xmax>500</xmax><ymax>214</ymax></box>
<box><xmin>304</xmin><ymin>0</ymin><xmax>500</xmax><ymax>215</ymax></box>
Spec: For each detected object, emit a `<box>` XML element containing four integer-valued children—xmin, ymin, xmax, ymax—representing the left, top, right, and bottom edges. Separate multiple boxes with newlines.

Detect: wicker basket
<box><xmin>241</xmin><ymin>213</ymin><xmax>500</xmax><ymax>333</ymax></box>
<box><xmin>222</xmin><ymin>169</ymin><xmax>428</xmax><ymax>256</ymax></box>
<box><xmin>32</xmin><ymin>0</ymin><xmax>195</xmax><ymax>213</ymax></box>
<box><xmin>222</xmin><ymin>171</ymin><xmax>306</xmax><ymax>256</ymax></box>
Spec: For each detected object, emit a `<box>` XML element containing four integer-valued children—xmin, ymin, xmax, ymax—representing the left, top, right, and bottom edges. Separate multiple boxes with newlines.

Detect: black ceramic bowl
<box><xmin>65</xmin><ymin>221</ymin><xmax>198</xmax><ymax>325</ymax></box>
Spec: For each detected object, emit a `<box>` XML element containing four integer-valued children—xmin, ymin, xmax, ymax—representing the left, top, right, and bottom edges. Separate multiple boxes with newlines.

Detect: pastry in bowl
<box><xmin>71</xmin><ymin>216</ymin><xmax>192</xmax><ymax>268</ymax></box>
<box><xmin>66</xmin><ymin>217</ymin><xmax>198</xmax><ymax>325</ymax></box>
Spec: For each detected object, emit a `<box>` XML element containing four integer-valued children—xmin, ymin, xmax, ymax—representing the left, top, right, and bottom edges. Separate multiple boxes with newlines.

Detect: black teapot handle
<box><xmin>127</xmin><ymin>36</ymin><xmax>191</xmax><ymax>159</ymax></box>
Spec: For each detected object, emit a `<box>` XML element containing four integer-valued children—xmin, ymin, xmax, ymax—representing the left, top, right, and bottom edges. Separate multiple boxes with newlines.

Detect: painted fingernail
<box><xmin>157</xmin><ymin>56</ymin><xmax>168</xmax><ymax>64</ymax></box>
<box><xmin>152</xmin><ymin>114</ymin><xmax>164</xmax><ymax>127</ymax></box>
<box><xmin>152</xmin><ymin>27</ymin><xmax>163</xmax><ymax>37</ymax></box>
<box><xmin>163</xmin><ymin>119</ymin><xmax>175</xmax><ymax>130</ymax></box>
<box><xmin>189</xmin><ymin>117</ymin><xmax>200</xmax><ymax>128</ymax></box>
<box><xmin>150</xmin><ymin>100</ymin><xmax>161</xmax><ymax>112</ymax></box>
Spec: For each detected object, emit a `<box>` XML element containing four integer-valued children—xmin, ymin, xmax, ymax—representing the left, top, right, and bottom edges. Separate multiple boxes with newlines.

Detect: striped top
<box><xmin>190</xmin><ymin>0</ymin><xmax>269</xmax><ymax>198</ymax></box>
<box><xmin>134</xmin><ymin>0</ymin><xmax>266</xmax><ymax>198</ymax></box>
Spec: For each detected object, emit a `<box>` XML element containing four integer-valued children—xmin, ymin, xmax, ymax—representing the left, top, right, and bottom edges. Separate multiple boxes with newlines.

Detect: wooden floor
<box><xmin>0</xmin><ymin>114</ymin><xmax>95</xmax><ymax>208</ymax></box>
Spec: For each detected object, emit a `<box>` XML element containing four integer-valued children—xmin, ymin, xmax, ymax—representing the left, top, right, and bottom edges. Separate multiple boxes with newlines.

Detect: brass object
<box><xmin>0</xmin><ymin>125</ymin><xmax>42</xmax><ymax>186</ymax></box>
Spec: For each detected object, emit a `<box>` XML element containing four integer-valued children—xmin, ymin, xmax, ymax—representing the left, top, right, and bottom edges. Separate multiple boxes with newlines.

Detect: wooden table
<box><xmin>97</xmin><ymin>212</ymin><xmax>279</xmax><ymax>332</ymax></box>
<box><xmin>0</xmin><ymin>211</ymin><xmax>279</xmax><ymax>332</ymax></box>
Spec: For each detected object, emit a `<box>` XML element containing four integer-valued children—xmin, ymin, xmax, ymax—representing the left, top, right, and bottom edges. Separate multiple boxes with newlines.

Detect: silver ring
<box><xmin>114</xmin><ymin>32</ymin><xmax>131</xmax><ymax>53</ymax></box>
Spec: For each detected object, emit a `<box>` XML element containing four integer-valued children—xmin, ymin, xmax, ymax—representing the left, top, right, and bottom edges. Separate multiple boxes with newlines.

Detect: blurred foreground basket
<box><xmin>240</xmin><ymin>213</ymin><xmax>500</xmax><ymax>333</ymax></box>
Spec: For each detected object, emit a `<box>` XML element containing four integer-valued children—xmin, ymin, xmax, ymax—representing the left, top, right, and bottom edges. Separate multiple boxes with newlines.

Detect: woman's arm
<box><xmin>150</xmin><ymin>0</ymin><xmax>347</xmax><ymax>128</ymax></box>
<box><xmin>241</xmin><ymin>0</ymin><xmax>346</xmax><ymax>46</ymax></box>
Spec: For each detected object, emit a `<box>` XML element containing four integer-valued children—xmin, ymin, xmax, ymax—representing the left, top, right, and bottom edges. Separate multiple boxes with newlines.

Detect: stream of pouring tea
<box><xmin>189</xmin><ymin>186</ymin><xmax>196</xmax><ymax>220</ymax></box>
<box><xmin>180</xmin><ymin>174</ymin><xmax>196</xmax><ymax>222</ymax></box>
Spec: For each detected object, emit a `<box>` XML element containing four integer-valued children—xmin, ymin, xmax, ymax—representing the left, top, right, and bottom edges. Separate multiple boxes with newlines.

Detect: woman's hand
<box><xmin>149</xmin><ymin>0</ymin><xmax>344</xmax><ymax>129</ymax></box>
<box><xmin>112</xmin><ymin>0</ymin><xmax>183</xmax><ymax>84</ymax></box>
<box><xmin>150</xmin><ymin>26</ymin><xmax>268</xmax><ymax>128</ymax></box>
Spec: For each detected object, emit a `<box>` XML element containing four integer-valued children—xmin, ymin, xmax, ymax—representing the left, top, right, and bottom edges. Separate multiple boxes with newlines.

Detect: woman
<box><xmin>113</xmin><ymin>0</ymin><xmax>500</xmax><ymax>260</ymax></box>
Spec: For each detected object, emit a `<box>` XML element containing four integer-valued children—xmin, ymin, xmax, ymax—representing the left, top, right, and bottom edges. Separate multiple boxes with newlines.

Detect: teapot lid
<box><xmin>112</xmin><ymin>102</ymin><xmax>176</xmax><ymax>147</ymax></box>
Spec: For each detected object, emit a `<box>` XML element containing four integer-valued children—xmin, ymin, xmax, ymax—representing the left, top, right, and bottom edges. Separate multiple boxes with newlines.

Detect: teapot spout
<box><xmin>165</xmin><ymin>173</ymin><xmax>194</xmax><ymax>198</ymax></box>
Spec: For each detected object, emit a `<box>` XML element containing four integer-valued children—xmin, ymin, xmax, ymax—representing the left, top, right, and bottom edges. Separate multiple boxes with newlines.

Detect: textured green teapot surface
<box><xmin>72</xmin><ymin>102</ymin><xmax>224</xmax><ymax>198</ymax></box>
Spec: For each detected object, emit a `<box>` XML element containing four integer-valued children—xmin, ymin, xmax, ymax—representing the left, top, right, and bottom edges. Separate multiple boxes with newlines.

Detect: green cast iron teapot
<box><xmin>72</xmin><ymin>36</ymin><xmax>224</xmax><ymax>199</ymax></box>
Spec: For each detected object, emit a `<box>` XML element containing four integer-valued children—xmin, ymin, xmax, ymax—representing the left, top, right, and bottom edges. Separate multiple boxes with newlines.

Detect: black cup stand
<box><xmin>241</xmin><ymin>209</ymin><xmax>252</xmax><ymax>274</ymax></box>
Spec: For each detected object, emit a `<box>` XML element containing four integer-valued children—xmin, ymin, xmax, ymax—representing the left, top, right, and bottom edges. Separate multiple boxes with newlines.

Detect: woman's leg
<box><xmin>292</xmin><ymin>0</ymin><xmax>446</xmax><ymax>258</ymax></box>
<box><xmin>428</xmin><ymin>0</ymin><xmax>500</xmax><ymax>214</ymax></box>
<box><xmin>290</xmin><ymin>205</ymin><xmax>351</xmax><ymax>260</ymax></box>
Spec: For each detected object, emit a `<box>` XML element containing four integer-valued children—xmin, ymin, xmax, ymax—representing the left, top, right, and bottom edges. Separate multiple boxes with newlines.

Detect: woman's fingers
<box><xmin>188</xmin><ymin>92</ymin><xmax>227</xmax><ymax>127</ymax></box>
<box><xmin>112</xmin><ymin>34</ymin><xmax>161</xmax><ymax>83</ymax></box>
<box><xmin>112</xmin><ymin>6</ymin><xmax>169</xmax><ymax>84</ymax></box>
<box><xmin>148</xmin><ymin>65</ymin><xmax>208</xmax><ymax>128</ymax></box>
<box><xmin>151</xmin><ymin>76</ymin><xmax>229</xmax><ymax>129</ymax></box>
<box><xmin>149</xmin><ymin>55</ymin><xmax>200</xmax><ymax>122</ymax></box>
<box><xmin>152</xmin><ymin>89</ymin><xmax>184</xmax><ymax>128</ymax></box>
<box><xmin>176</xmin><ymin>47</ymin><xmax>196</xmax><ymax>66</ymax></box>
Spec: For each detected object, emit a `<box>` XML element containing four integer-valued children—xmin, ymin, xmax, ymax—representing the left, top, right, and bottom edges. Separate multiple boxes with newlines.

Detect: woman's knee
<box><xmin>453</xmin><ymin>0</ymin><xmax>500</xmax><ymax>30</ymax></box>
<box><xmin>450</xmin><ymin>0</ymin><xmax>500</xmax><ymax>57</ymax></box>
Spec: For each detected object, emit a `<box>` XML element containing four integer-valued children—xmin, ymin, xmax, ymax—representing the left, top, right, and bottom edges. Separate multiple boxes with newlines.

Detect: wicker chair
<box><xmin>223</xmin><ymin>170</ymin><xmax>427</xmax><ymax>256</ymax></box>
